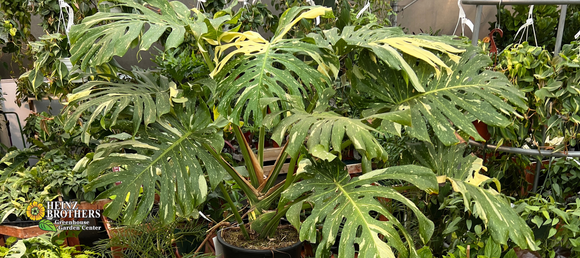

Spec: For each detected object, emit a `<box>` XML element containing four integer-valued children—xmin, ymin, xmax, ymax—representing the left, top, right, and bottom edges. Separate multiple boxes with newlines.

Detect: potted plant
<box><xmin>63</xmin><ymin>0</ymin><xmax>541</xmax><ymax>257</ymax></box>
<box><xmin>0</xmin><ymin>111</ymin><xmax>107</xmax><ymax>242</ymax></box>
<box><xmin>2</xmin><ymin>230</ymin><xmax>98</xmax><ymax>257</ymax></box>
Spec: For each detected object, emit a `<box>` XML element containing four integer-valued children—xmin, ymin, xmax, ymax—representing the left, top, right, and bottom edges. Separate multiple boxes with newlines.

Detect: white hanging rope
<box><xmin>356</xmin><ymin>0</ymin><xmax>371</xmax><ymax>19</ymax></box>
<box><xmin>453</xmin><ymin>0</ymin><xmax>474</xmax><ymax>37</ymax></box>
<box><xmin>238</xmin><ymin>0</ymin><xmax>248</xmax><ymax>8</ymax></box>
<box><xmin>514</xmin><ymin>5</ymin><xmax>538</xmax><ymax>46</ymax></box>
<box><xmin>575</xmin><ymin>29</ymin><xmax>580</xmax><ymax>39</ymax></box>
<box><xmin>197</xmin><ymin>0</ymin><xmax>206</xmax><ymax>12</ymax></box>
<box><xmin>306</xmin><ymin>0</ymin><xmax>320</xmax><ymax>25</ymax></box>
<box><xmin>57</xmin><ymin>0</ymin><xmax>74</xmax><ymax>37</ymax></box>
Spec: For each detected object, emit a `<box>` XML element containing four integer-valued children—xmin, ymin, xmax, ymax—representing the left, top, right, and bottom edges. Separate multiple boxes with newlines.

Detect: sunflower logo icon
<box><xmin>26</xmin><ymin>201</ymin><xmax>45</xmax><ymax>221</ymax></box>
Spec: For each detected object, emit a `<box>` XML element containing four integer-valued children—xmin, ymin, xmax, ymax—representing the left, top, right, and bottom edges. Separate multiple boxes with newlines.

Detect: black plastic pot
<box><xmin>217</xmin><ymin>229</ymin><xmax>303</xmax><ymax>258</ymax></box>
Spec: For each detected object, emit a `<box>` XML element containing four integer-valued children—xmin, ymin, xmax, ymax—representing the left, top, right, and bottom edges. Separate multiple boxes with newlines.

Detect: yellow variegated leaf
<box><xmin>213</xmin><ymin>6</ymin><xmax>338</xmax><ymax>127</ymax></box>
<box><xmin>284</xmin><ymin>160</ymin><xmax>438</xmax><ymax>258</ymax></box>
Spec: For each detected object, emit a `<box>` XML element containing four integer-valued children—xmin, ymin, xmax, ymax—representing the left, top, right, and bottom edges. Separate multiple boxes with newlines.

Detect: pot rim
<box><xmin>216</xmin><ymin>227</ymin><xmax>303</xmax><ymax>253</ymax></box>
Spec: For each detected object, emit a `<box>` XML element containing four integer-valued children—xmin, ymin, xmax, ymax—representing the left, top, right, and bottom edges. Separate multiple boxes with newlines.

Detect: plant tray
<box><xmin>0</xmin><ymin>224</ymin><xmax>46</xmax><ymax>238</ymax></box>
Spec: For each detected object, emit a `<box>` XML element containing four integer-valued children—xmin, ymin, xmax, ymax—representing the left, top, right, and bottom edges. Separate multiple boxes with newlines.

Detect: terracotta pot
<box><xmin>472</xmin><ymin>121</ymin><xmax>491</xmax><ymax>141</ymax></box>
<box><xmin>520</xmin><ymin>160</ymin><xmax>551</xmax><ymax>196</ymax></box>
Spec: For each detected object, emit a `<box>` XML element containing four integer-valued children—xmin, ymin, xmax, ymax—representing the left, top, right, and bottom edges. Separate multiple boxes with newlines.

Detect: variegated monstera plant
<box><xmin>64</xmin><ymin>0</ymin><xmax>539</xmax><ymax>257</ymax></box>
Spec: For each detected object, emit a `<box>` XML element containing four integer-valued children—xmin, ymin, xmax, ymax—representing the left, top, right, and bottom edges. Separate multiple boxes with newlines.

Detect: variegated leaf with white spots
<box><xmin>353</xmin><ymin>47</ymin><xmax>527</xmax><ymax>145</ymax></box>
<box><xmin>447</xmin><ymin>179</ymin><xmax>539</xmax><ymax>251</ymax></box>
<box><xmin>270</xmin><ymin>109</ymin><xmax>392</xmax><ymax>161</ymax></box>
<box><xmin>83</xmin><ymin>101</ymin><xmax>226</xmax><ymax>225</ymax></box>
<box><xmin>70</xmin><ymin>0</ymin><xmax>193</xmax><ymax>70</ymax></box>
<box><xmin>283</xmin><ymin>159</ymin><xmax>438</xmax><ymax>258</ymax></box>
<box><xmin>407</xmin><ymin>141</ymin><xmax>484</xmax><ymax>180</ymax></box>
<box><xmin>212</xmin><ymin>6</ymin><xmax>338</xmax><ymax>128</ymax></box>
<box><xmin>307</xmin><ymin>26</ymin><xmax>467</xmax><ymax>93</ymax></box>
<box><xmin>64</xmin><ymin>72</ymin><xmax>175</xmax><ymax>142</ymax></box>
<box><xmin>409</xmin><ymin>142</ymin><xmax>538</xmax><ymax>250</ymax></box>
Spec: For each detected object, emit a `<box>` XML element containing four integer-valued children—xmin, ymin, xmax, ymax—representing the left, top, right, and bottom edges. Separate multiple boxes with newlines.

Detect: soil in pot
<box><xmin>218</xmin><ymin>225</ymin><xmax>302</xmax><ymax>258</ymax></box>
<box><xmin>222</xmin><ymin>225</ymin><xmax>299</xmax><ymax>250</ymax></box>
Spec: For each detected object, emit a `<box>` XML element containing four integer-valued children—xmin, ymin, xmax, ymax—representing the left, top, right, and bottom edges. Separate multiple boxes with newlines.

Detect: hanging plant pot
<box><xmin>217</xmin><ymin>226</ymin><xmax>303</xmax><ymax>258</ymax></box>
<box><xmin>58</xmin><ymin>57</ymin><xmax>84</xmax><ymax>83</ymax></box>
<box><xmin>59</xmin><ymin>57</ymin><xmax>74</xmax><ymax>71</ymax></box>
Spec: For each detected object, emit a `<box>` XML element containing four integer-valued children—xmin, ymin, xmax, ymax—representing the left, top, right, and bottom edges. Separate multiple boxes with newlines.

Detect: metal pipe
<box><xmin>554</xmin><ymin>5</ymin><xmax>568</xmax><ymax>54</ymax></box>
<box><xmin>468</xmin><ymin>140</ymin><xmax>580</xmax><ymax>157</ymax></box>
<box><xmin>472</xmin><ymin>5</ymin><xmax>483</xmax><ymax>46</ymax></box>
<box><xmin>0</xmin><ymin>112</ymin><xmax>27</xmax><ymax>148</ymax></box>
<box><xmin>463</xmin><ymin>0</ymin><xmax>580</xmax><ymax>5</ymax></box>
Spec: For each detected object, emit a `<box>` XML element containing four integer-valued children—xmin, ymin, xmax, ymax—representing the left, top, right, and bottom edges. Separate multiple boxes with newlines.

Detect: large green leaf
<box><xmin>283</xmin><ymin>159</ymin><xmax>438</xmax><ymax>258</ymax></box>
<box><xmin>64</xmin><ymin>72</ymin><xmax>174</xmax><ymax>142</ymax></box>
<box><xmin>69</xmin><ymin>0</ymin><xmax>192</xmax><ymax>70</ymax></box>
<box><xmin>407</xmin><ymin>141</ymin><xmax>484</xmax><ymax>180</ymax></box>
<box><xmin>212</xmin><ymin>6</ymin><xmax>338</xmax><ymax>127</ymax></box>
<box><xmin>83</xmin><ymin>101</ymin><xmax>226</xmax><ymax>225</ymax></box>
<box><xmin>308</xmin><ymin>26</ymin><xmax>467</xmax><ymax>93</ymax></box>
<box><xmin>354</xmin><ymin>47</ymin><xmax>527</xmax><ymax>145</ymax></box>
<box><xmin>449</xmin><ymin>179</ymin><xmax>538</xmax><ymax>251</ymax></box>
<box><xmin>409</xmin><ymin>142</ymin><xmax>538</xmax><ymax>251</ymax></box>
<box><xmin>269</xmin><ymin>109</ymin><xmax>402</xmax><ymax>161</ymax></box>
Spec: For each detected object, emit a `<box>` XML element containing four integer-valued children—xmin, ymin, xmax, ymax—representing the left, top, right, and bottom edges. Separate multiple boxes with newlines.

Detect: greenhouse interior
<box><xmin>2</xmin><ymin>0</ymin><xmax>580</xmax><ymax>257</ymax></box>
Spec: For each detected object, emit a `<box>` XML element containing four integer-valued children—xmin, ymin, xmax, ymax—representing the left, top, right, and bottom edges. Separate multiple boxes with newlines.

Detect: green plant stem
<box><xmin>258</xmin><ymin>126</ymin><xmax>265</xmax><ymax>167</ymax></box>
<box><xmin>259</xmin><ymin>195</ymin><xmax>309</xmax><ymax>238</ymax></box>
<box><xmin>199</xmin><ymin>42</ymin><xmax>215</xmax><ymax>71</ymax></box>
<box><xmin>282</xmin><ymin>155</ymin><xmax>299</xmax><ymax>192</ymax></box>
<box><xmin>232</xmin><ymin>125</ymin><xmax>259</xmax><ymax>187</ymax></box>
<box><xmin>202</xmin><ymin>142</ymin><xmax>259</xmax><ymax>204</ymax></box>
<box><xmin>306</xmin><ymin>93</ymin><xmax>319</xmax><ymax>113</ymax></box>
<box><xmin>261</xmin><ymin>146</ymin><xmax>289</xmax><ymax>192</ymax></box>
<box><xmin>361</xmin><ymin>155</ymin><xmax>371</xmax><ymax>173</ymax></box>
<box><xmin>218</xmin><ymin>183</ymin><xmax>250</xmax><ymax>240</ymax></box>
<box><xmin>275</xmin><ymin>155</ymin><xmax>300</xmax><ymax>211</ymax></box>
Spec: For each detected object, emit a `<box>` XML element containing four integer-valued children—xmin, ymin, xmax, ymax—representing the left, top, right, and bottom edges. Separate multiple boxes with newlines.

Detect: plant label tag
<box><xmin>213</xmin><ymin>236</ymin><xmax>224</xmax><ymax>257</ymax></box>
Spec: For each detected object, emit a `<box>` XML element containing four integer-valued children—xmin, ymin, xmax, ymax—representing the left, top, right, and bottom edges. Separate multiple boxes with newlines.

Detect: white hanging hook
<box><xmin>197</xmin><ymin>0</ymin><xmax>206</xmax><ymax>12</ymax></box>
<box><xmin>356</xmin><ymin>0</ymin><xmax>371</xmax><ymax>19</ymax></box>
<box><xmin>453</xmin><ymin>0</ymin><xmax>474</xmax><ymax>37</ymax></box>
<box><xmin>514</xmin><ymin>5</ymin><xmax>538</xmax><ymax>46</ymax></box>
<box><xmin>238</xmin><ymin>0</ymin><xmax>249</xmax><ymax>8</ymax></box>
<box><xmin>306</xmin><ymin>0</ymin><xmax>320</xmax><ymax>25</ymax></box>
<box><xmin>57</xmin><ymin>0</ymin><xmax>74</xmax><ymax>38</ymax></box>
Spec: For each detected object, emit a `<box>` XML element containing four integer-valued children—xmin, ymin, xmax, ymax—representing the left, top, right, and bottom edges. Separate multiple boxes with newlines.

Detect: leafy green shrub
<box><xmin>94</xmin><ymin>217</ymin><xmax>208</xmax><ymax>258</ymax></box>
<box><xmin>1</xmin><ymin>231</ymin><xmax>99</xmax><ymax>258</ymax></box>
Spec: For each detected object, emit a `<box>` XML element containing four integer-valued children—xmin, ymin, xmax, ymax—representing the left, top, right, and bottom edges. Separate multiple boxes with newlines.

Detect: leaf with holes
<box><xmin>69</xmin><ymin>0</ymin><xmax>194</xmax><ymax>70</ymax></box>
<box><xmin>407</xmin><ymin>141</ymin><xmax>485</xmax><ymax>180</ymax></box>
<box><xmin>212</xmin><ymin>6</ymin><xmax>338</xmax><ymax>127</ymax></box>
<box><xmin>283</xmin><ymin>159</ymin><xmax>438</xmax><ymax>258</ymax></box>
<box><xmin>307</xmin><ymin>26</ymin><xmax>467</xmax><ymax>93</ymax></box>
<box><xmin>64</xmin><ymin>72</ymin><xmax>174</xmax><ymax>141</ymax></box>
<box><xmin>83</xmin><ymin>101</ymin><xmax>226</xmax><ymax>225</ymax></box>
<box><xmin>353</xmin><ymin>46</ymin><xmax>526</xmax><ymax>145</ymax></box>
<box><xmin>270</xmin><ymin>109</ymin><xmax>400</xmax><ymax>161</ymax></box>
<box><xmin>409</xmin><ymin>142</ymin><xmax>538</xmax><ymax>250</ymax></box>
